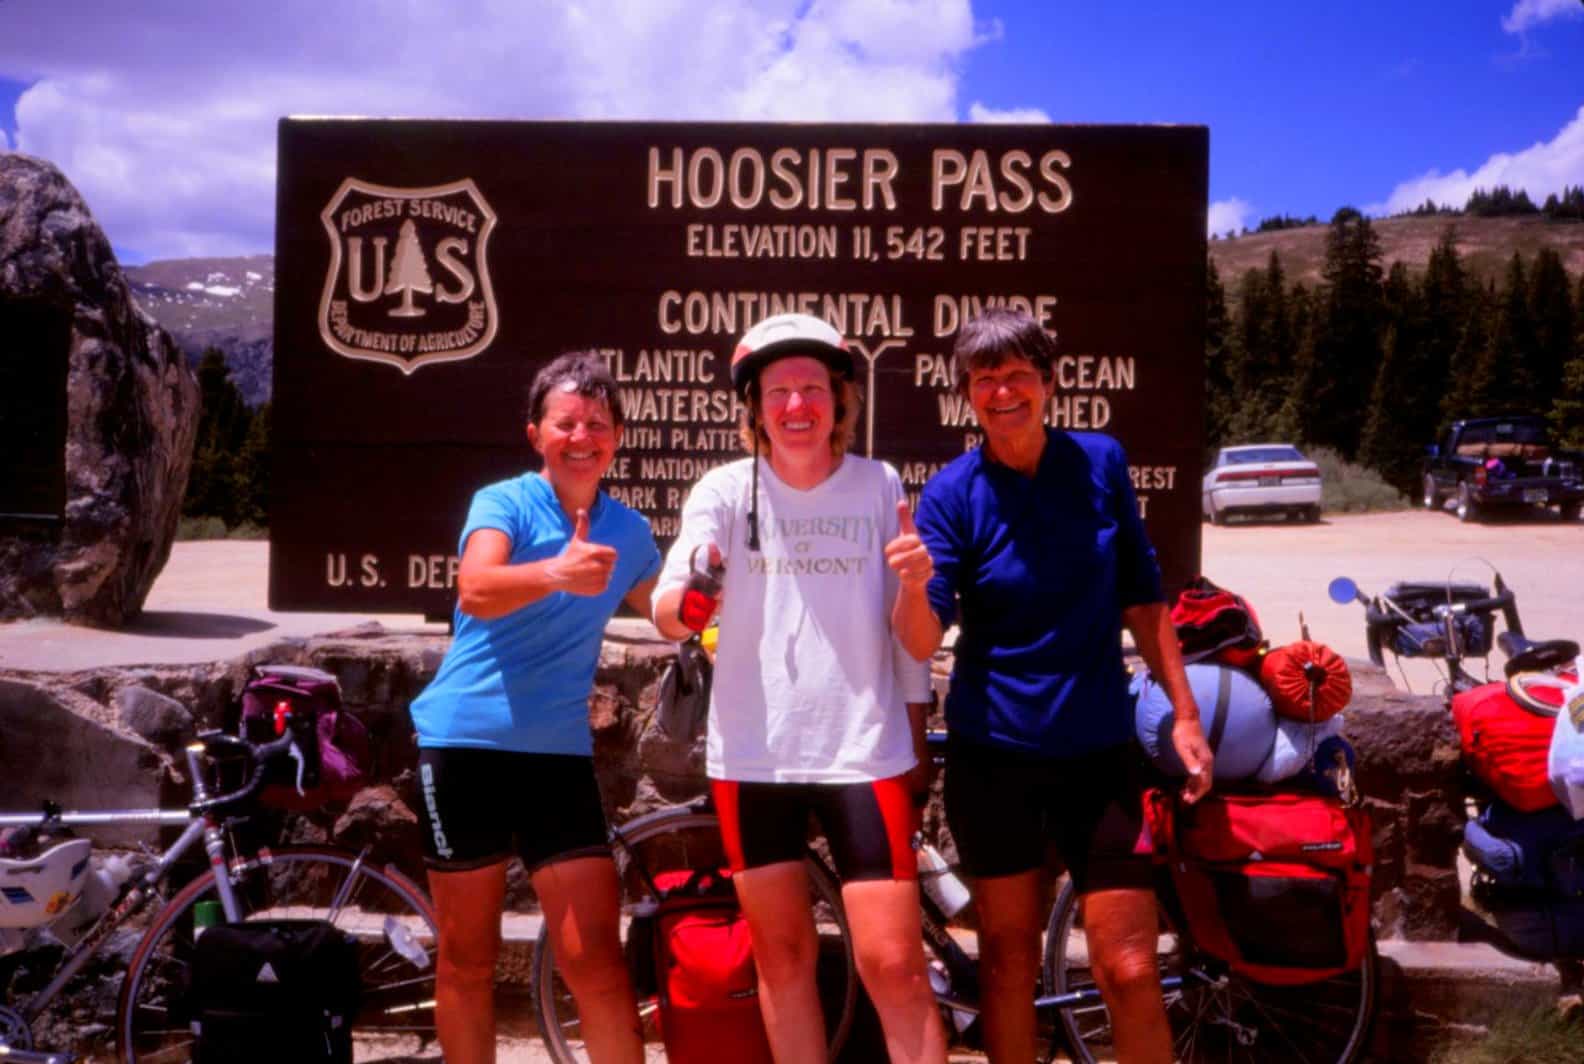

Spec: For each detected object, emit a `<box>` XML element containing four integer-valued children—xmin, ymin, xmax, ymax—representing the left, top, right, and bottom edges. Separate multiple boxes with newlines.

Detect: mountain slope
<box><xmin>125</xmin><ymin>256</ymin><xmax>274</xmax><ymax>405</ymax></box>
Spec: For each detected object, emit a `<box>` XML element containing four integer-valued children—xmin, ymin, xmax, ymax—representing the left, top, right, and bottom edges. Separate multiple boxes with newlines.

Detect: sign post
<box><xmin>273</xmin><ymin>120</ymin><xmax>1207</xmax><ymax>617</ymax></box>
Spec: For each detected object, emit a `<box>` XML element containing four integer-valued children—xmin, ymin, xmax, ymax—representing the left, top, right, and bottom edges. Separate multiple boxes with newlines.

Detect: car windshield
<box><xmin>1223</xmin><ymin>446</ymin><xmax>1304</xmax><ymax>465</ymax></box>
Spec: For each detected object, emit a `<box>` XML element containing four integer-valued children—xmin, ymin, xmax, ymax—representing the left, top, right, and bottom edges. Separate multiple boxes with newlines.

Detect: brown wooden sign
<box><xmin>272</xmin><ymin>120</ymin><xmax>1206</xmax><ymax>616</ymax></box>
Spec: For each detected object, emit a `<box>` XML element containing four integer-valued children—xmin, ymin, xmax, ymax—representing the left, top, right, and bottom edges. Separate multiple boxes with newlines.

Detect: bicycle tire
<box><xmin>530</xmin><ymin>806</ymin><xmax>857</xmax><ymax>1063</ymax></box>
<box><xmin>1044</xmin><ymin>878</ymin><xmax>1378</xmax><ymax>1064</ymax></box>
<box><xmin>116</xmin><ymin>844</ymin><xmax>440</xmax><ymax>1063</ymax></box>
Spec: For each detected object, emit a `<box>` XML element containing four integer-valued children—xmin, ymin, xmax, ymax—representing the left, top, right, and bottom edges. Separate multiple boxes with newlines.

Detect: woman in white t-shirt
<box><xmin>653</xmin><ymin>314</ymin><xmax>946</xmax><ymax>1064</ymax></box>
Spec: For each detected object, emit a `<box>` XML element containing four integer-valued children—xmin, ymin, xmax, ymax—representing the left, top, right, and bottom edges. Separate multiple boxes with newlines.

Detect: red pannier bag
<box><xmin>1171</xmin><ymin>576</ymin><xmax>1265</xmax><ymax>669</ymax></box>
<box><xmin>646</xmin><ymin>868</ymin><xmax>773</xmax><ymax>1064</ymax></box>
<box><xmin>1451</xmin><ymin>682</ymin><xmax>1558</xmax><ymax>812</ymax></box>
<box><xmin>1143</xmin><ymin>790</ymin><xmax>1373</xmax><ymax>986</ymax></box>
<box><xmin>1259</xmin><ymin>641</ymin><xmax>1352</xmax><ymax>723</ymax></box>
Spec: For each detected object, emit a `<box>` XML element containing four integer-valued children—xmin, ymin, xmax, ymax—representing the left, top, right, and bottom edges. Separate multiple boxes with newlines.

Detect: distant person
<box><xmin>653</xmin><ymin>313</ymin><xmax>947</xmax><ymax>1063</ymax></box>
<box><xmin>905</xmin><ymin>309</ymin><xmax>1211</xmax><ymax>1064</ymax></box>
<box><xmin>408</xmin><ymin>351</ymin><xmax>659</xmax><ymax>1064</ymax></box>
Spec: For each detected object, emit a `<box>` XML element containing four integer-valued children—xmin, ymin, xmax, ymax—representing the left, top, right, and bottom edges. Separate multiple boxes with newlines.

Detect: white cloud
<box><xmin>1372</xmin><ymin>104</ymin><xmax>1584</xmax><ymax>215</ymax></box>
<box><xmin>0</xmin><ymin>0</ymin><xmax>990</xmax><ymax>260</ymax></box>
<box><xmin>0</xmin><ymin>128</ymin><xmax>9</xmax><ymax>151</ymax></box>
<box><xmin>967</xmin><ymin>102</ymin><xmax>1051</xmax><ymax>124</ymax></box>
<box><xmin>1207</xmin><ymin>197</ymin><xmax>1253</xmax><ymax>238</ymax></box>
<box><xmin>1502</xmin><ymin>0</ymin><xmax>1584</xmax><ymax>34</ymax></box>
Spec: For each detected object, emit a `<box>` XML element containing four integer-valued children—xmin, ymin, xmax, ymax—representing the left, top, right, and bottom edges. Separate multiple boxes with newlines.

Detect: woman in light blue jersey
<box><xmin>408</xmin><ymin>351</ymin><xmax>660</xmax><ymax>1064</ymax></box>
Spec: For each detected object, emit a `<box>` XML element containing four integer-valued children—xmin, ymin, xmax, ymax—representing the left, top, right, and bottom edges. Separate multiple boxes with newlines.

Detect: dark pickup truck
<box><xmin>1422</xmin><ymin>416</ymin><xmax>1584</xmax><ymax>522</ymax></box>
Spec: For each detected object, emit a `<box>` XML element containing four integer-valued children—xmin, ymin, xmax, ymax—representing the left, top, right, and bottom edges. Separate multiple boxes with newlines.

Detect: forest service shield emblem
<box><xmin>318</xmin><ymin>178</ymin><xmax>499</xmax><ymax>373</ymax></box>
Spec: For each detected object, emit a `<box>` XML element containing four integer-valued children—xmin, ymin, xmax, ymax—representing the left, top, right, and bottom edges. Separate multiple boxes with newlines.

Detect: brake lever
<box><xmin>288</xmin><ymin>740</ymin><xmax>308</xmax><ymax>796</ymax></box>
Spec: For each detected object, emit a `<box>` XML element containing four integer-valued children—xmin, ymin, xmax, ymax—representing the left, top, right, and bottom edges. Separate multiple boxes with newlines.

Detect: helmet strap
<box><xmin>747</xmin><ymin>431</ymin><xmax>762</xmax><ymax>551</ymax></box>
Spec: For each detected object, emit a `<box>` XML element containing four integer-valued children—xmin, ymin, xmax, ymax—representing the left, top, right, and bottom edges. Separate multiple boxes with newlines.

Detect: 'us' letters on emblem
<box><xmin>318</xmin><ymin>178</ymin><xmax>500</xmax><ymax>374</ymax></box>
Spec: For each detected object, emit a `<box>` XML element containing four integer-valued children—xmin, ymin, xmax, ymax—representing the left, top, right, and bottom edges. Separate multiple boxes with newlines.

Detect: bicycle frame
<box><xmin>0</xmin><ymin>743</ymin><xmax>251</xmax><ymax>1032</ymax></box>
<box><xmin>916</xmin><ymin>881</ymin><xmax>1201</xmax><ymax>1021</ymax></box>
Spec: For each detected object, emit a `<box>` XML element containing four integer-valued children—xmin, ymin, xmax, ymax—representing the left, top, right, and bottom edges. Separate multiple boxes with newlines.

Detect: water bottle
<box><xmin>915</xmin><ymin>840</ymin><xmax>972</xmax><ymax>918</ymax></box>
<box><xmin>193</xmin><ymin>900</ymin><xmax>224</xmax><ymax>941</ymax></box>
<box><xmin>926</xmin><ymin>960</ymin><xmax>975</xmax><ymax>1033</ymax></box>
<box><xmin>56</xmin><ymin>852</ymin><xmax>138</xmax><ymax>946</ymax></box>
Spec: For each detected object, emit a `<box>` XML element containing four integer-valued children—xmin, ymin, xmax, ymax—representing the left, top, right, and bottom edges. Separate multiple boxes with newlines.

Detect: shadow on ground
<box><xmin>125</xmin><ymin>611</ymin><xmax>277</xmax><ymax>639</ymax></box>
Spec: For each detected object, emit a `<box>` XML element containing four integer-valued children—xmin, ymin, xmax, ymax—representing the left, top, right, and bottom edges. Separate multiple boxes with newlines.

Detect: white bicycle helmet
<box><xmin>0</xmin><ymin>836</ymin><xmax>91</xmax><ymax>928</ymax></box>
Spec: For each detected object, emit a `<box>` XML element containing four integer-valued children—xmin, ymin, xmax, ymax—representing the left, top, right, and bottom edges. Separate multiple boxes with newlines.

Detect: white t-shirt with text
<box><xmin>656</xmin><ymin>455</ymin><xmax>932</xmax><ymax>783</ymax></box>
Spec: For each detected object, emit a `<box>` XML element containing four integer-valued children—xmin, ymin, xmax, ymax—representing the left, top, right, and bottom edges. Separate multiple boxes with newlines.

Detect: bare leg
<box><xmin>532</xmin><ymin>856</ymin><xmax>644</xmax><ymax>1064</ymax></box>
<box><xmin>732</xmin><ymin>860</ymin><xmax>829</xmax><ymax>1063</ymax></box>
<box><xmin>842</xmin><ymin>877</ymin><xmax>947</xmax><ymax>1064</ymax></box>
<box><xmin>970</xmin><ymin>869</ymin><xmax>1044</xmax><ymax>1063</ymax></box>
<box><xmin>1081</xmin><ymin>887</ymin><xmax>1172</xmax><ymax>1064</ymax></box>
<box><xmin>428</xmin><ymin>861</ymin><xmax>507</xmax><ymax>1064</ymax></box>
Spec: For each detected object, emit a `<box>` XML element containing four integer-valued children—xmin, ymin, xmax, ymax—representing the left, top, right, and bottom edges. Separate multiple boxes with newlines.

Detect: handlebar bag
<box><xmin>1170</xmin><ymin>575</ymin><xmax>1264</xmax><ymax>669</ymax></box>
<box><xmin>1259</xmin><ymin>641</ymin><xmax>1352</xmax><ymax>723</ymax></box>
<box><xmin>188</xmin><ymin>918</ymin><xmax>360</xmax><ymax>1063</ymax></box>
<box><xmin>240</xmin><ymin>665</ymin><xmax>372</xmax><ymax>811</ymax></box>
<box><xmin>640</xmin><ymin>868</ymin><xmax>773</xmax><ymax>1064</ymax></box>
<box><xmin>1143</xmin><ymin>789</ymin><xmax>1373</xmax><ymax>986</ymax></box>
<box><xmin>1452</xmin><ymin>683</ymin><xmax>1559</xmax><ymax>813</ymax></box>
<box><xmin>656</xmin><ymin>639</ymin><xmax>713</xmax><ymax>743</ymax></box>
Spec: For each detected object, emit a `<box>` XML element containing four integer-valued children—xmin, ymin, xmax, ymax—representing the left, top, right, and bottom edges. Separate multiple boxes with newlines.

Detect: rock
<box><xmin>114</xmin><ymin>684</ymin><xmax>193</xmax><ymax>747</ymax></box>
<box><xmin>332</xmin><ymin>784</ymin><xmax>424</xmax><ymax>875</ymax></box>
<box><xmin>0</xmin><ymin>152</ymin><xmax>198</xmax><ymax>625</ymax></box>
<box><xmin>0</xmin><ymin>678</ymin><xmax>165</xmax><ymax>845</ymax></box>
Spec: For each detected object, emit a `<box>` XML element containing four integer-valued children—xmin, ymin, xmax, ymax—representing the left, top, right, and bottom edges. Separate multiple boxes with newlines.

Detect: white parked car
<box><xmin>1202</xmin><ymin>444</ymin><xmax>1323</xmax><ymax>524</ymax></box>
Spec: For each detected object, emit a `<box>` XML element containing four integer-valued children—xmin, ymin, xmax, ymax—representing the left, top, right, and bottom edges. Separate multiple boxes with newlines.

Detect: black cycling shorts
<box><xmin>712</xmin><ymin>776</ymin><xmax>917</xmax><ymax>883</ymax></box>
<box><xmin>415</xmin><ymin>747</ymin><xmax>609</xmax><ymax>874</ymax></box>
<box><xmin>944</xmin><ymin>739</ymin><xmax>1153</xmax><ymax>894</ymax></box>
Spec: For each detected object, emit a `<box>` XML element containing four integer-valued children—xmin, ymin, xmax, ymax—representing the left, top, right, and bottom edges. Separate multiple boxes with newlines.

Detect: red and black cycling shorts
<box><xmin>711</xmin><ymin>776</ymin><xmax>918</xmax><ymax>882</ymax></box>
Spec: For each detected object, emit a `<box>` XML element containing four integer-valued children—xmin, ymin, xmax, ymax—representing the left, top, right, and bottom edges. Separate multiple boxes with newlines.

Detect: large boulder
<box><xmin>0</xmin><ymin>152</ymin><xmax>198</xmax><ymax>626</ymax></box>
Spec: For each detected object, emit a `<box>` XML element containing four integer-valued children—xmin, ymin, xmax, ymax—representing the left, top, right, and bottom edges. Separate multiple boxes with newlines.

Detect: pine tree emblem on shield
<box><xmin>318</xmin><ymin>178</ymin><xmax>499</xmax><ymax>373</ymax></box>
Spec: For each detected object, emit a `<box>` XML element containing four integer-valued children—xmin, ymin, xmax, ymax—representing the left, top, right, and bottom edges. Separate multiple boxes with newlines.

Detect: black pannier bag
<box><xmin>188</xmin><ymin>919</ymin><xmax>361</xmax><ymax>1063</ymax></box>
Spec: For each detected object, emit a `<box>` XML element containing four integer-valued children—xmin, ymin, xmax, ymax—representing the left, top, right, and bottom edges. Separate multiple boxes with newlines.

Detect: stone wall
<box><xmin>0</xmin><ymin>627</ymin><xmax>1464</xmax><ymax>935</ymax></box>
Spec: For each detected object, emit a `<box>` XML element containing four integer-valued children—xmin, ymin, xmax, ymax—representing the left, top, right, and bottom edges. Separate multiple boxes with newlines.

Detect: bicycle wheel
<box><xmin>531</xmin><ymin>806</ymin><xmax>857</xmax><ymax>1063</ymax></box>
<box><xmin>1044</xmin><ymin>879</ymin><xmax>1377</xmax><ymax>1064</ymax></box>
<box><xmin>116</xmin><ymin>844</ymin><xmax>439</xmax><ymax>1063</ymax></box>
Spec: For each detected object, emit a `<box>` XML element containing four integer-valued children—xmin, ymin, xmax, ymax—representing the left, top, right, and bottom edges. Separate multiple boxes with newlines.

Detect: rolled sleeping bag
<box><xmin>1255</xmin><ymin>715</ymin><xmax>1346</xmax><ymax>784</ymax></box>
<box><xmin>1461</xmin><ymin>798</ymin><xmax>1584</xmax><ymax>890</ymax></box>
<box><xmin>1259</xmin><ymin>641</ymin><xmax>1352</xmax><ymax>722</ymax></box>
<box><xmin>1134</xmin><ymin>663</ymin><xmax>1277</xmax><ymax>782</ymax></box>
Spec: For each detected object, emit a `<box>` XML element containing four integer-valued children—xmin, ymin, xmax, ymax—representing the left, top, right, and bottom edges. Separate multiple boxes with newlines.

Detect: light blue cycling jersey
<box><xmin>410</xmin><ymin>473</ymin><xmax>661</xmax><ymax>756</ymax></box>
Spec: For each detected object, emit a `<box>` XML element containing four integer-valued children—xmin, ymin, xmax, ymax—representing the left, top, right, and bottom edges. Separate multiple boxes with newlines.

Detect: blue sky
<box><xmin>0</xmin><ymin>0</ymin><xmax>1580</xmax><ymax>263</ymax></box>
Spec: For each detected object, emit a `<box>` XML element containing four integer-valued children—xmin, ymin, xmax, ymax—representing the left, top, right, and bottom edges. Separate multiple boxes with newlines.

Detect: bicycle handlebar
<box><xmin>1363</xmin><ymin>590</ymin><xmax>1517</xmax><ymax>631</ymax></box>
<box><xmin>187</xmin><ymin>729</ymin><xmax>299</xmax><ymax>817</ymax></box>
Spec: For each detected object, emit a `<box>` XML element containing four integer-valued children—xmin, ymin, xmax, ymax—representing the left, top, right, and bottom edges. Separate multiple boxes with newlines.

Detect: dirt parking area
<box><xmin>1202</xmin><ymin>508</ymin><xmax>1582</xmax><ymax>692</ymax></box>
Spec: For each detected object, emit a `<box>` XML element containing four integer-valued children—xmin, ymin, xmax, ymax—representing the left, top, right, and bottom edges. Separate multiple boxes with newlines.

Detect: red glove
<box><xmin>678</xmin><ymin>545</ymin><xmax>723</xmax><ymax>633</ymax></box>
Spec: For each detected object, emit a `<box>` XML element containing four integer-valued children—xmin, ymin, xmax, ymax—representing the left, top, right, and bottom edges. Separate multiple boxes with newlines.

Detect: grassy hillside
<box><xmin>1209</xmin><ymin>215</ymin><xmax>1584</xmax><ymax>295</ymax></box>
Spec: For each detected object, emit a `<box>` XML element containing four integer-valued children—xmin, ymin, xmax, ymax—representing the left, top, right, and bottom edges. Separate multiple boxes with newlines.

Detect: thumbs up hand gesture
<box><xmin>551</xmin><ymin>508</ymin><xmax>618</xmax><ymax>596</ymax></box>
<box><xmin>884</xmin><ymin>500</ymin><xmax>933</xmax><ymax>591</ymax></box>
